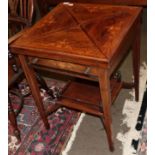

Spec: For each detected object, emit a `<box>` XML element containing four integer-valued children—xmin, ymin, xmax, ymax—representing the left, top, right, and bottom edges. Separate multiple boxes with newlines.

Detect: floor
<box><xmin>62</xmin><ymin>9</ymin><xmax>147</xmax><ymax>155</ymax></box>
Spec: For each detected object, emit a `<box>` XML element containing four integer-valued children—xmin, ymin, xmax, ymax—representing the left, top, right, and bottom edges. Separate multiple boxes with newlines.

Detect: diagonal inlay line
<box><xmin>63</xmin><ymin>4</ymin><xmax>108</xmax><ymax>60</ymax></box>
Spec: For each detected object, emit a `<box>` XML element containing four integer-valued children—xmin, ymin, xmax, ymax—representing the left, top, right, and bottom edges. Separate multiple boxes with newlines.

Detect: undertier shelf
<box><xmin>56</xmin><ymin>79</ymin><xmax>122</xmax><ymax>116</ymax></box>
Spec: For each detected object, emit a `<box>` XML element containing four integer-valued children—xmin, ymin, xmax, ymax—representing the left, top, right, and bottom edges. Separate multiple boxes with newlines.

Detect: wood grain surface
<box><xmin>10</xmin><ymin>3</ymin><xmax>142</xmax><ymax>68</ymax></box>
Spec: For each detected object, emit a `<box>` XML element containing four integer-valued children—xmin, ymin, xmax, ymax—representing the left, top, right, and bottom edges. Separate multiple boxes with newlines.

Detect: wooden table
<box><xmin>10</xmin><ymin>3</ymin><xmax>142</xmax><ymax>151</ymax></box>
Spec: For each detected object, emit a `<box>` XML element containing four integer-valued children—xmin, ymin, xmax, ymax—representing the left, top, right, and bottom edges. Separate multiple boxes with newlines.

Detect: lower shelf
<box><xmin>56</xmin><ymin>79</ymin><xmax>122</xmax><ymax>116</ymax></box>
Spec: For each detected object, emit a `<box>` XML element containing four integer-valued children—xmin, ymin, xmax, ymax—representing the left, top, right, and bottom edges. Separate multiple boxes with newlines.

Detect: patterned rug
<box><xmin>8</xmin><ymin>79</ymin><xmax>81</xmax><ymax>155</ymax></box>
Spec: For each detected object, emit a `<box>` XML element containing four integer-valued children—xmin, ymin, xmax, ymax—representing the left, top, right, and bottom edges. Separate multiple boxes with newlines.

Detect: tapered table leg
<box><xmin>132</xmin><ymin>19</ymin><xmax>141</xmax><ymax>102</ymax></box>
<box><xmin>18</xmin><ymin>55</ymin><xmax>50</xmax><ymax>129</ymax></box>
<box><xmin>98</xmin><ymin>69</ymin><xmax>114</xmax><ymax>151</ymax></box>
<box><xmin>8</xmin><ymin>96</ymin><xmax>21</xmax><ymax>141</ymax></box>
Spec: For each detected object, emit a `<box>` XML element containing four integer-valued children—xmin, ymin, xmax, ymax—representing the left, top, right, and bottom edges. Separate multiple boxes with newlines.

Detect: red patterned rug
<box><xmin>8</xmin><ymin>79</ymin><xmax>80</xmax><ymax>155</ymax></box>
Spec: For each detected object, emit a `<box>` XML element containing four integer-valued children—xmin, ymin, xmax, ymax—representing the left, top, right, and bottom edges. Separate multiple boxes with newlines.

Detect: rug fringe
<box><xmin>61</xmin><ymin>113</ymin><xmax>85</xmax><ymax>155</ymax></box>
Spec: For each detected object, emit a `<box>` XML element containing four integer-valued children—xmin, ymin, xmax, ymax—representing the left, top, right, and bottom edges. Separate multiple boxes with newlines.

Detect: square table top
<box><xmin>11</xmin><ymin>3</ymin><xmax>142</xmax><ymax>67</ymax></box>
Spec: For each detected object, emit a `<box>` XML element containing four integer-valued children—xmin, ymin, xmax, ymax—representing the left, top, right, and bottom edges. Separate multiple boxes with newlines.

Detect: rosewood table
<box><xmin>10</xmin><ymin>3</ymin><xmax>142</xmax><ymax>151</ymax></box>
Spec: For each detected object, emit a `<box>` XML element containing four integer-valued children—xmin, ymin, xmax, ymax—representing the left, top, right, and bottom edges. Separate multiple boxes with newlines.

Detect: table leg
<box><xmin>132</xmin><ymin>20</ymin><xmax>141</xmax><ymax>102</ymax></box>
<box><xmin>18</xmin><ymin>55</ymin><xmax>50</xmax><ymax>129</ymax></box>
<box><xmin>8</xmin><ymin>96</ymin><xmax>21</xmax><ymax>141</ymax></box>
<box><xmin>98</xmin><ymin>69</ymin><xmax>114</xmax><ymax>151</ymax></box>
